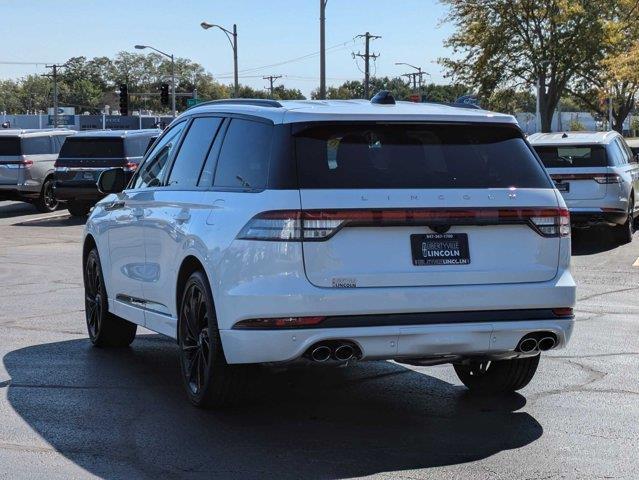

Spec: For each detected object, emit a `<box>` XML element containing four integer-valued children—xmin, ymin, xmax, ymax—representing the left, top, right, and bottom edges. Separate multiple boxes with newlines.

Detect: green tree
<box><xmin>440</xmin><ymin>0</ymin><xmax>608</xmax><ymax>132</ymax></box>
<box><xmin>485</xmin><ymin>88</ymin><xmax>535</xmax><ymax>114</ymax></box>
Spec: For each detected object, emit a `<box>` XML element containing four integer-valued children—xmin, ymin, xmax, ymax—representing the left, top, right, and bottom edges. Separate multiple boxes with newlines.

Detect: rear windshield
<box><xmin>59</xmin><ymin>138</ymin><xmax>124</xmax><ymax>159</ymax></box>
<box><xmin>0</xmin><ymin>137</ymin><xmax>21</xmax><ymax>156</ymax></box>
<box><xmin>533</xmin><ymin>145</ymin><xmax>608</xmax><ymax>168</ymax></box>
<box><xmin>295</xmin><ymin>123</ymin><xmax>551</xmax><ymax>189</ymax></box>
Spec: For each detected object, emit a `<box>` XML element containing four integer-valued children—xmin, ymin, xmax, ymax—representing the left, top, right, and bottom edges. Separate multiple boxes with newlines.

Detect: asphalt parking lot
<box><xmin>0</xmin><ymin>200</ymin><xmax>637</xmax><ymax>480</ymax></box>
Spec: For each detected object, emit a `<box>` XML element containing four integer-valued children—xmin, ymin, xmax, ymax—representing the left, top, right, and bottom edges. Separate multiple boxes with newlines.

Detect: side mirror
<box><xmin>97</xmin><ymin>168</ymin><xmax>127</xmax><ymax>194</ymax></box>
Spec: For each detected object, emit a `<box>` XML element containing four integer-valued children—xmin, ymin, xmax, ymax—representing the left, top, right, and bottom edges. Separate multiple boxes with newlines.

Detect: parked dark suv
<box><xmin>54</xmin><ymin>129</ymin><xmax>159</xmax><ymax>216</ymax></box>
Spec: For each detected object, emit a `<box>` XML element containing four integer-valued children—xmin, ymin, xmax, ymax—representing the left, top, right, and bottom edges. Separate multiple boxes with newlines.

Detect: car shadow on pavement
<box><xmin>12</xmin><ymin>214</ymin><xmax>85</xmax><ymax>227</ymax></box>
<box><xmin>3</xmin><ymin>335</ymin><xmax>543</xmax><ymax>479</ymax></box>
<box><xmin>571</xmin><ymin>227</ymin><xmax>622</xmax><ymax>256</ymax></box>
<box><xmin>0</xmin><ymin>202</ymin><xmax>42</xmax><ymax>219</ymax></box>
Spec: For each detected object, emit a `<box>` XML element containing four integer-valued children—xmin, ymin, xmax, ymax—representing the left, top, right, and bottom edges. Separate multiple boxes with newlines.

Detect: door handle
<box><xmin>104</xmin><ymin>200</ymin><xmax>125</xmax><ymax>211</ymax></box>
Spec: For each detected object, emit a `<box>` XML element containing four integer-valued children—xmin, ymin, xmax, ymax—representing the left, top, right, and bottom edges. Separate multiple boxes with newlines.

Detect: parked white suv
<box><xmin>83</xmin><ymin>93</ymin><xmax>576</xmax><ymax>408</ymax></box>
<box><xmin>529</xmin><ymin>131</ymin><xmax>639</xmax><ymax>244</ymax></box>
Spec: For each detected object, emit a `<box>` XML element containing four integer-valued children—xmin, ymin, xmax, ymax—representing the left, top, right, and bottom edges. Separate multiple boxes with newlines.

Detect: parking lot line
<box><xmin>633</xmin><ymin>257</ymin><xmax>639</xmax><ymax>267</ymax></box>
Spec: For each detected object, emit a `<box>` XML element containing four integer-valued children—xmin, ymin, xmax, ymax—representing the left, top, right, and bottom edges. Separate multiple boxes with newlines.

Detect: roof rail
<box><xmin>189</xmin><ymin>98</ymin><xmax>283</xmax><ymax>110</ymax></box>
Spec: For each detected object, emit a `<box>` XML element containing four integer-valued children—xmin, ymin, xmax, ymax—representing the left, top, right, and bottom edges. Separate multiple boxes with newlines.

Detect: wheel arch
<box><xmin>175</xmin><ymin>255</ymin><xmax>215</xmax><ymax>340</ymax></box>
<box><xmin>82</xmin><ymin>234</ymin><xmax>97</xmax><ymax>272</ymax></box>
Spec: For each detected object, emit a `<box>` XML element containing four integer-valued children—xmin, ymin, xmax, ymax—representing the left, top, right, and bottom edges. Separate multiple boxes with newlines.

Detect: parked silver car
<box><xmin>529</xmin><ymin>131</ymin><xmax>639</xmax><ymax>244</ymax></box>
<box><xmin>0</xmin><ymin>128</ymin><xmax>75</xmax><ymax>212</ymax></box>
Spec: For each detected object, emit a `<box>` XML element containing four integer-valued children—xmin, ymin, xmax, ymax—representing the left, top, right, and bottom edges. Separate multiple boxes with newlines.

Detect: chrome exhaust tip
<box><xmin>310</xmin><ymin>345</ymin><xmax>332</xmax><ymax>362</ymax></box>
<box><xmin>334</xmin><ymin>344</ymin><xmax>355</xmax><ymax>362</ymax></box>
<box><xmin>538</xmin><ymin>336</ymin><xmax>557</xmax><ymax>351</ymax></box>
<box><xmin>518</xmin><ymin>337</ymin><xmax>538</xmax><ymax>353</ymax></box>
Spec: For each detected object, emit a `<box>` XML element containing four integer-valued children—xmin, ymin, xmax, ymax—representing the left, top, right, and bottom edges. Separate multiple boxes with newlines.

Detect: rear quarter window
<box><xmin>21</xmin><ymin>136</ymin><xmax>51</xmax><ymax>155</ymax></box>
<box><xmin>213</xmin><ymin>119</ymin><xmax>272</xmax><ymax>190</ymax></box>
<box><xmin>295</xmin><ymin>123</ymin><xmax>551</xmax><ymax>189</ymax></box>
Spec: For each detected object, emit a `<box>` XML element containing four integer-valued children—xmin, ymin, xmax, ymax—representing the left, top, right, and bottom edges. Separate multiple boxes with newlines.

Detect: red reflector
<box><xmin>233</xmin><ymin>316</ymin><xmax>325</xmax><ymax>329</ymax></box>
<box><xmin>552</xmin><ymin>308</ymin><xmax>574</xmax><ymax>317</ymax></box>
<box><xmin>124</xmin><ymin>162</ymin><xmax>138</xmax><ymax>171</ymax></box>
<box><xmin>21</xmin><ymin>159</ymin><xmax>33</xmax><ymax>167</ymax></box>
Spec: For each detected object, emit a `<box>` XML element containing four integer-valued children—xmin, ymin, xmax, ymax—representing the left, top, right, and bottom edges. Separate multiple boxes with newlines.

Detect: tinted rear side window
<box><xmin>0</xmin><ymin>137</ymin><xmax>21</xmax><ymax>155</ymax></box>
<box><xmin>534</xmin><ymin>145</ymin><xmax>608</xmax><ymax>168</ymax></box>
<box><xmin>295</xmin><ymin>123</ymin><xmax>551</xmax><ymax>189</ymax></box>
<box><xmin>213</xmin><ymin>119</ymin><xmax>272</xmax><ymax>189</ymax></box>
<box><xmin>59</xmin><ymin>138</ymin><xmax>125</xmax><ymax>158</ymax></box>
<box><xmin>22</xmin><ymin>136</ymin><xmax>51</xmax><ymax>155</ymax></box>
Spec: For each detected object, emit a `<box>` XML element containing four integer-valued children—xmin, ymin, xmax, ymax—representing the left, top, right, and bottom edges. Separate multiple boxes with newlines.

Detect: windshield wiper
<box><xmin>236</xmin><ymin>175</ymin><xmax>252</xmax><ymax>188</ymax></box>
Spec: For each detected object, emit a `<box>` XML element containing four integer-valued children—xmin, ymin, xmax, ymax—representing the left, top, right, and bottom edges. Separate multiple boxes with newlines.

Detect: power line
<box><xmin>262</xmin><ymin>75</ymin><xmax>283</xmax><ymax>97</ymax></box>
<box><xmin>213</xmin><ymin>39</ymin><xmax>354</xmax><ymax>77</ymax></box>
<box><xmin>353</xmin><ymin>32</ymin><xmax>381</xmax><ymax>99</ymax></box>
<box><xmin>0</xmin><ymin>61</ymin><xmax>57</xmax><ymax>66</ymax></box>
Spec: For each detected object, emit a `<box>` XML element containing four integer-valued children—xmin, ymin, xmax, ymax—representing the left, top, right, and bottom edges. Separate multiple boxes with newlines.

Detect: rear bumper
<box><xmin>220</xmin><ymin>317</ymin><xmax>574</xmax><ymax>364</ymax></box>
<box><xmin>568</xmin><ymin>208</ymin><xmax>627</xmax><ymax>226</ymax></box>
<box><xmin>54</xmin><ymin>181</ymin><xmax>102</xmax><ymax>202</ymax></box>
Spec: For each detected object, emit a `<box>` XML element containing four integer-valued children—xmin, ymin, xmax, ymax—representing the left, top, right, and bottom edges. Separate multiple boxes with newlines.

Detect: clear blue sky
<box><xmin>1</xmin><ymin>0</ymin><xmax>455</xmax><ymax>97</ymax></box>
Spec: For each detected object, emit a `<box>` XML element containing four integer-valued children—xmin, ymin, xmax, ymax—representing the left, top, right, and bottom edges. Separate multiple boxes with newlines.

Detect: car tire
<box><xmin>68</xmin><ymin>201</ymin><xmax>92</xmax><ymax>217</ymax></box>
<box><xmin>614</xmin><ymin>198</ymin><xmax>634</xmax><ymax>245</ymax></box>
<box><xmin>84</xmin><ymin>248</ymin><xmax>137</xmax><ymax>347</ymax></box>
<box><xmin>178</xmin><ymin>270</ymin><xmax>247</xmax><ymax>409</ymax></box>
<box><xmin>34</xmin><ymin>177</ymin><xmax>58</xmax><ymax>213</ymax></box>
<box><xmin>453</xmin><ymin>354</ymin><xmax>540</xmax><ymax>394</ymax></box>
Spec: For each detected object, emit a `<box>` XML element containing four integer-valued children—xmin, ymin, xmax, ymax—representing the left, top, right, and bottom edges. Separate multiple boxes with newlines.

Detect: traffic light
<box><xmin>160</xmin><ymin>83</ymin><xmax>169</xmax><ymax>107</ymax></box>
<box><xmin>119</xmin><ymin>83</ymin><xmax>128</xmax><ymax>116</ymax></box>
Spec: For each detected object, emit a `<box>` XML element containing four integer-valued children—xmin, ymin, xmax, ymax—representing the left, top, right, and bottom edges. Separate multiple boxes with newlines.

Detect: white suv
<box><xmin>529</xmin><ymin>131</ymin><xmax>639</xmax><ymax>244</ymax></box>
<box><xmin>83</xmin><ymin>93</ymin><xmax>576</xmax><ymax>408</ymax></box>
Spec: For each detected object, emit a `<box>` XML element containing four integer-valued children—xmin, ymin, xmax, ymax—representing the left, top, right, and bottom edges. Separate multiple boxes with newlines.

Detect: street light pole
<box><xmin>201</xmin><ymin>21</ymin><xmax>239</xmax><ymax>97</ymax></box>
<box><xmin>232</xmin><ymin>24</ymin><xmax>238</xmax><ymax>98</ymax></box>
<box><xmin>135</xmin><ymin>45</ymin><xmax>176</xmax><ymax>117</ymax></box>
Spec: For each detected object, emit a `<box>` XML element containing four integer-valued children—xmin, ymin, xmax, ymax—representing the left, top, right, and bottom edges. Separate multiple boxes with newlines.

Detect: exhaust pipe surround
<box><xmin>310</xmin><ymin>345</ymin><xmax>331</xmax><ymax>362</ymax></box>
<box><xmin>517</xmin><ymin>337</ymin><xmax>538</xmax><ymax>353</ymax></box>
<box><xmin>538</xmin><ymin>336</ymin><xmax>557</xmax><ymax>351</ymax></box>
<box><xmin>334</xmin><ymin>344</ymin><xmax>355</xmax><ymax>362</ymax></box>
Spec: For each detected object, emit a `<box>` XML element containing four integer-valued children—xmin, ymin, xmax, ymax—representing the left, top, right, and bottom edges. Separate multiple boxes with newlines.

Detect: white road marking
<box><xmin>633</xmin><ymin>257</ymin><xmax>639</xmax><ymax>267</ymax></box>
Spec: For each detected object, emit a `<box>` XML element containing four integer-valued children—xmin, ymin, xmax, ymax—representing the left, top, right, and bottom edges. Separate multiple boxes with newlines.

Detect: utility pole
<box><xmin>43</xmin><ymin>64</ymin><xmax>64</xmax><ymax>128</ymax></box>
<box><xmin>396</xmin><ymin>62</ymin><xmax>427</xmax><ymax>93</ymax></box>
<box><xmin>263</xmin><ymin>75</ymin><xmax>282</xmax><ymax>98</ymax></box>
<box><xmin>354</xmin><ymin>32</ymin><xmax>381</xmax><ymax>99</ymax></box>
<box><xmin>319</xmin><ymin>0</ymin><xmax>328</xmax><ymax>99</ymax></box>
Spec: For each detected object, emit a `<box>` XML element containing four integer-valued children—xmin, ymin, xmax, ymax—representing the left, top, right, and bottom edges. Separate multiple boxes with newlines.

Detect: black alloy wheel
<box><xmin>178</xmin><ymin>271</ymin><xmax>247</xmax><ymax>408</ymax></box>
<box><xmin>83</xmin><ymin>249</ymin><xmax>137</xmax><ymax>347</ymax></box>
<box><xmin>35</xmin><ymin>178</ymin><xmax>58</xmax><ymax>213</ymax></box>
<box><xmin>179</xmin><ymin>281</ymin><xmax>211</xmax><ymax>396</ymax></box>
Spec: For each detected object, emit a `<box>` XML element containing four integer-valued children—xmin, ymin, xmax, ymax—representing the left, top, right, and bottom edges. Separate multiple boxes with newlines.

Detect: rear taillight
<box><xmin>124</xmin><ymin>162</ymin><xmax>138</xmax><ymax>172</ymax></box>
<box><xmin>237</xmin><ymin>208</ymin><xmax>571</xmax><ymax>241</ymax></box>
<box><xmin>593</xmin><ymin>174</ymin><xmax>622</xmax><ymax>184</ymax></box>
<box><xmin>233</xmin><ymin>316</ymin><xmax>325</xmax><ymax>329</ymax></box>
<box><xmin>21</xmin><ymin>157</ymin><xmax>33</xmax><ymax>167</ymax></box>
<box><xmin>530</xmin><ymin>208</ymin><xmax>570</xmax><ymax>237</ymax></box>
